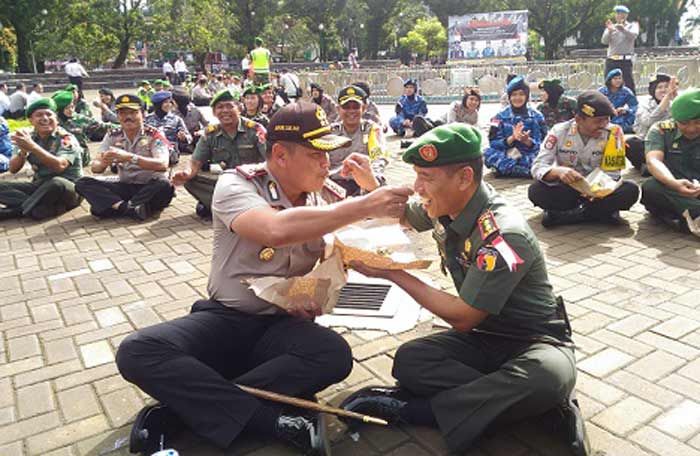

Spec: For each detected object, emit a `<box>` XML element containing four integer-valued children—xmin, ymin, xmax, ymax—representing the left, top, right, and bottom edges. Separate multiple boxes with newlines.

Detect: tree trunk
<box><xmin>112</xmin><ymin>37</ymin><xmax>130</xmax><ymax>68</ymax></box>
<box><xmin>15</xmin><ymin>26</ymin><xmax>33</xmax><ymax>73</ymax></box>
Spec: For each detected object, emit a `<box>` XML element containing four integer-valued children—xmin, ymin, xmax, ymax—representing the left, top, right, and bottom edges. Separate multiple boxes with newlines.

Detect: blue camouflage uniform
<box><xmin>599</xmin><ymin>69</ymin><xmax>638</xmax><ymax>133</ymax></box>
<box><xmin>0</xmin><ymin>117</ymin><xmax>11</xmax><ymax>173</ymax></box>
<box><xmin>484</xmin><ymin>105</ymin><xmax>546</xmax><ymax>178</ymax></box>
<box><xmin>389</xmin><ymin>84</ymin><xmax>428</xmax><ymax>136</ymax></box>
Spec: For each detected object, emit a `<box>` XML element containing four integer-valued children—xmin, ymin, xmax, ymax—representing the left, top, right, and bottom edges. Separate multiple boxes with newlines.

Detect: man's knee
<box><xmin>314</xmin><ymin>330</ymin><xmax>353</xmax><ymax>383</ymax></box>
<box><xmin>116</xmin><ymin>331</ymin><xmax>163</xmax><ymax>384</ymax></box>
<box><xmin>392</xmin><ymin>339</ymin><xmax>439</xmax><ymax>389</ymax></box>
<box><xmin>617</xmin><ymin>181</ymin><xmax>640</xmax><ymax>208</ymax></box>
<box><xmin>74</xmin><ymin>177</ymin><xmax>96</xmax><ymax>196</ymax></box>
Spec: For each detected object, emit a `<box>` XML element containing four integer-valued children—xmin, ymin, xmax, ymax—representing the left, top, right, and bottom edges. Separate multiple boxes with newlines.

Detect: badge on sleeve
<box><xmin>259</xmin><ymin>247</ymin><xmax>275</xmax><ymax>262</ymax></box>
<box><xmin>477</xmin><ymin>211</ymin><xmax>499</xmax><ymax>240</ymax></box>
<box><xmin>492</xmin><ymin>235</ymin><xmax>524</xmax><ymax>272</ymax></box>
<box><xmin>476</xmin><ymin>246</ymin><xmax>498</xmax><ymax>272</ymax></box>
<box><xmin>267</xmin><ymin>181</ymin><xmax>280</xmax><ymax>201</ymax></box>
<box><xmin>544</xmin><ymin>135</ymin><xmax>557</xmax><ymax>150</ymax></box>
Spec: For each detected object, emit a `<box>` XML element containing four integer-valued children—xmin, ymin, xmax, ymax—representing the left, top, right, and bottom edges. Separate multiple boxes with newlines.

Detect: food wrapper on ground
<box><xmin>568</xmin><ymin>168</ymin><xmax>622</xmax><ymax>199</ymax></box>
<box><xmin>244</xmin><ymin>250</ymin><xmax>347</xmax><ymax>314</ymax></box>
<box><xmin>683</xmin><ymin>210</ymin><xmax>700</xmax><ymax>236</ymax></box>
<box><xmin>327</xmin><ymin>222</ymin><xmax>432</xmax><ymax>270</ymax></box>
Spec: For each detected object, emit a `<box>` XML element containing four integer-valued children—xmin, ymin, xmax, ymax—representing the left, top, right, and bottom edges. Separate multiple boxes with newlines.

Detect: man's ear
<box><xmin>270</xmin><ymin>142</ymin><xmax>290</xmax><ymax>167</ymax></box>
<box><xmin>459</xmin><ymin>165</ymin><xmax>475</xmax><ymax>191</ymax></box>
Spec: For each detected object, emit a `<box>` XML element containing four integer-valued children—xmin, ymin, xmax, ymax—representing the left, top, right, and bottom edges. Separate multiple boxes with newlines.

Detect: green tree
<box><xmin>261</xmin><ymin>15</ymin><xmax>314</xmax><ymax>62</ymax></box>
<box><xmin>399</xmin><ymin>17</ymin><xmax>446</xmax><ymax>61</ymax></box>
<box><xmin>0</xmin><ymin>0</ymin><xmax>53</xmax><ymax>72</ymax></box>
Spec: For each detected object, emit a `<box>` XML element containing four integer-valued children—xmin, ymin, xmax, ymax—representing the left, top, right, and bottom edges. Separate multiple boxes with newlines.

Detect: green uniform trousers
<box><xmin>641</xmin><ymin>178</ymin><xmax>700</xmax><ymax>219</ymax></box>
<box><xmin>392</xmin><ymin>330</ymin><xmax>576</xmax><ymax>453</ymax></box>
<box><xmin>0</xmin><ymin>176</ymin><xmax>82</xmax><ymax>220</ymax></box>
<box><xmin>184</xmin><ymin>174</ymin><xmax>217</xmax><ymax>210</ymax></box>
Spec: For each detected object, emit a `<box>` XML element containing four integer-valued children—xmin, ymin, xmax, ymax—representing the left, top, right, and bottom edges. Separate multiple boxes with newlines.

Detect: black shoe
<box><xmin>0</xmin><ymin>207</ymin><xmax>22</xmax><ymax>220</ymax></box>
<box><xmin>541</xmin><ymin>207</ymin><xmax>588</xmax><ymax>228</ymax></box>
<box><xmin>195</xmin><ymin>202</ymin><xmax>212</xmax><ymax>220</ymax></box>
<box><xmin>125</xmin><ymin>203</ymin><xmax>149</xmax><ymax>221</ymax></box>
<box><xmin>400</xmin><ymin>140</ymin><xmax>413</xmax><ymax>149</ymax></box>
<box><xmin>339</xmin><ymin>386</ymin><xmax>408</xmax><ymax>428</ymax></box>
<box><xmin>274</xmin><ymin>409</ymin><xmax>330</xmax><ymax>456</ymax></box>
<box><xmin>412</xmin><ymin>116</ymin><xmax>433</xmax><ymax>137</ymax></box>
<box><xmin>129</xmin><ymin>404</ymin><xmax>185</xmax><ymax>455</ymax></box>
<box><xmin>596</xmin><ymin>211</ymin><xmax>628</xmax><ymax>226</ymax></box>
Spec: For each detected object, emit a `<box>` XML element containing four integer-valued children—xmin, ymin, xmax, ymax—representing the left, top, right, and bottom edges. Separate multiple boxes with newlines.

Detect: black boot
<box><xmin>129</xmin><ymin>404</ymin><xmax>185</xmax><ymax>455</ymax></box>
<box><xmin>195</xmin><ymin>201</ymin><xmax>212</xmax><ymax>220</ymax></box>
<box><xmin>274</xmin><ymin>409</ymin><xmax>330</xmax><ymax>456</ymax></box>
<box><xmin>400</xmin><ymin>140</ymin><xmax>413</xmax><ymax>149</ymax></box>
<box><xmin>541</xmin><ymin>206</ymin><xmax>588</xmax><ymax>227</ymax></box>
<box><xmin>412</xmin><ymin>116</ymin><xmax>433</xmax><ymax>137</ymax></box>
<box><xmin>0</xmin><ymin>207</ymin><xmax>22</xmax><ymax>220</ymax></box>
<box><xmin>541</xmin><ymin>392</ymin><xmax>591</xmax><ymax>456</ymax></box>
<box><xmin>339</xmin><ymin>386</ymin><xmax>408</xmax><ymax>429</ymax></box>
<box><xmin>125</xmin><ymin>202</ymin><xmax>149</xmax><ymax>221</ymax></box>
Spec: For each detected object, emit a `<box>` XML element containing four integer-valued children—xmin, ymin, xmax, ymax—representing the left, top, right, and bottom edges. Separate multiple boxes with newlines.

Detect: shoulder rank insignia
<box><xmin>61</xmin><ymin>135</ymin><xmax>72</xmax><ymax>147</ymax></box>
<box><xmin>235</xmin><ymin>163</ymin><xmax>268</xmax><ymax>180</ymax></box>
<box><xmin>245</xmin><ymin>119</ymin><xmax>256</xmax><ymax>129</ymax></box>
<box><xmin>323</xmin><ymin>178</ymin><xmax>347</xmax><ymax>200</ymax></box>
<box><xmin>477</xmin><ymin>210</ymin><xmax>499</xmax><ymax>241</ymax></box>
<box><xmin>259</xmin><ymin>247</ymin><xmax>275</xmax><ymax>261</ymax></box>
<box><xmin>267</xmin><ymin>180</ymin><xmax>280</xmax><ymax>201</ymax></box>
<box><xmin>206</xmin><ymin>124</ymin><xmax>220</xmax><ymax>134</ymax></box>
<box><xmin>658</xmin><ymin>120</ymin><xmax>675</xmax><ymax>131</ymax></box>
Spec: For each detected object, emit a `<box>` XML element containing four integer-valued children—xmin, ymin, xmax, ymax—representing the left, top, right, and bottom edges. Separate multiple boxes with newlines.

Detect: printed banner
<box><xmin>448</xmin><ymin>10</ymin><xmax>528</xmax><ymax>61</ymax></box>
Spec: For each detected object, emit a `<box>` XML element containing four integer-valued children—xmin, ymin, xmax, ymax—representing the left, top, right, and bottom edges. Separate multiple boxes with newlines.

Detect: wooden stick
<box><xmin>235</xmin><ymin>384</ymin><xmax>388</xmax><ymax>426</ymax></box>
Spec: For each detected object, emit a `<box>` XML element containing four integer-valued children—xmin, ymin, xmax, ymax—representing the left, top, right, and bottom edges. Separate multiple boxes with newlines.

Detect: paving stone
<box><xmin>586</xmin><ymin>423</ymin><xmax>652</xmax><ymax>456</ymax></box>
<box><xmin>576</xmin><ymin>372</ymin><xmax>625</xmax><ymax>406</ymax></box>
<box><xmin>45</xmin><ymin>338</ymin><xmax>79</xmax><ymax>364</ymax></box>
<box><xmin>17</xmin><ymin>381</ymin><xmax>55</xmax><ymax>419</ymax></box>
<box><xmin>0</xmin><ymin>407</ymin><xmax>15</xmax><ymax>426</ymax></box>
<box><xmin>588</xmin><ymin>329</ymin><xmax>654</xmax><ymax>357</ymax></box>
<box><xmin>0</xmin><ymin>378</ymin><xmax>13</xmax><ymax>408</ymax></box>
<box><xmin>0</xmin><ymin>302</ymin><xmax>29</xmax><ymax>321</ymax></box>
<box><xmin>94</xmin><ymin>307</ymin><xmax>127</xmax><ymax>328</ymax></box>
<box><xmin>679</xmin><ymin>358</ymin><xmax>700</xmax><ymax>381</ymax></box>
<box><xmin>577</xmin><ymin>348</ymin><xmax>634</xmax><ymax>378</ymax></box>
<box><xmin>79</xmin><ymin>341</ymin><xmax>115</xmax><ymax>369</ymax></box>
<box><xmin>0</xmin><ymin>411</ymin><xmax>61</xmax><ymax>446</ymax></box>
<box><xmin>60</xmin><ymin>305</ymin><xmax>95</xmax><ymax>326</ymax></box>
<box><xmin>608</xmin><ymin>314</ymin><xmax>659</xmax><ymax>337</ymax></box>
<box><xmin>630</xmin><ymin>425</ymin><xmax>700</xmax><ymax>456</ymax></box>
<box><xmin>591</xmin><ymin>396</ymin><xmax>661</xmax><ymax>436</ymax></box>
<box><xmin>26</xmin><ymin>414</ymin><xmax>110</xmax><ymax>455</ymax></box>
<box><xmin>14</xmin><ymin>359</ymin><xmax>83</xmax><ymax>388</ymax></box>
<box><xmin>8</xmin><ymin>335</ymin><xmax>41</xmax><ymax>361</ymax></box>
<box><xmin>0</xmin><ymin>441</ymin><xmax>24</xmax><ymax>456</ymax></box>
<box><xmin>636</xmin><ymin>331</ymin><xmax>700</xmax><ymax>360</ymax></box>
<box><xmin>608</xmin><ymin>370</ymin><xmax>683</xmax><ymax>408</ymax></box>
<box><xmin>30</xmin><ymin>303</ymin><xmax>61</xmax><ymax>323</ymax></box>
<box><xmin>99</xmin><ymin>386</ymin><xmax>143</xmax><ymax>428</ymax></box>
<box><xmin>353</xmin><ymin>336</ymin><xmax>402</xmax><ymax>361</ymax></box>
<box><xmin>652</xmin><ymin>316</ymin><xmax>700</xmax><ymax>339</ymax></box>
<box><xmin>625</xmin><ymin>350</ymin><xmax>686</xmax><ymax>382</ymax></box>
<box><xmin>651</xmin><ymin>400</ymin><xmax>700</xmax><ymax>440</ymax></box>
<box><xmin>57</xmin><ymin>385</ymin><xmax>101</xmax><ymax>423</ymax></box>
<box><xmin>0</xmin><ymin>356</ymin><xmax>44</xmax><ymax>378</ymax></box>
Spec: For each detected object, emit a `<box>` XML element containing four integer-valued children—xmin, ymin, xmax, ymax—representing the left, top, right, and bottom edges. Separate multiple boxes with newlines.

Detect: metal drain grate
<box><xmin>336</xmin><ymin>283</ymin><xmax>392</xmax><ymax>311</ymax></box>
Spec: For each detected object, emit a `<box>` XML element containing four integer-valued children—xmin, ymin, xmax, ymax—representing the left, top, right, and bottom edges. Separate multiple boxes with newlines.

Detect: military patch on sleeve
<box><xmin>475</xmin><ymin>246</ymin><xmax>499</xmax><ymax>272</ymax></box>
<box><xmin>544</xmin><ymin>135</ymin><xmax>557</xmax><ymax>150</ymax></box>
<box><xmin>323</xmin><ymin>178</ymin><xmax>347</xmax><ymax>200</ymax></box>
<box><xmin>254</xmin><ymin>123</ymin><xmax>267</xmax><ymax>144</ymax></box>
<box><xmin>492</xmin><ymin>235</ymin><xmax>524</xmax><ymax>272</ymax></box>
<box><xmin>61</xmin><ymin>135</ymin><xmax>72</xmax><ymax>148</ymax></box>
<box><xmin>477</xmin><ymin>210</ymin><xmax>499</xmax><ymax>241</ymax></box>
<box><xmin>235</xmin><ymin>163</ymin><xmax>268</xmax><ymax>180</ymax></box>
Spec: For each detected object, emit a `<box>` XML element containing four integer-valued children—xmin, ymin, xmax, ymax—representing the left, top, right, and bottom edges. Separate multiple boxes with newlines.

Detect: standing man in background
<box><xmin>250</xmin><ymin>37</ymin><xmax>272</xmax><ymax>84</ymax></box>
<box><xmin>65</xmin><ymin>58</ymin><xmax>89</xmax><ymax>99</ymax></box>
<box><xmin>601</xmin><ymin>5</ymin><xmax>639</xmax><ymax>94</ymax></box>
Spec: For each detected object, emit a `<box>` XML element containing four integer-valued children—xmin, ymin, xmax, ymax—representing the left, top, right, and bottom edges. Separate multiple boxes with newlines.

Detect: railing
<box><xmin>296</xmin><ymin>55</ymin><xmax>700</xmax><ymax>103</ymax></box>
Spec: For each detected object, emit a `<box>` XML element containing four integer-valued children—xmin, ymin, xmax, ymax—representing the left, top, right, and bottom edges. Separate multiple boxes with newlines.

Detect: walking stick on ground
<box><xmin>235</xmin><ymin>384</ymin><xmax>388</xmax><ymax>426</ymax></box>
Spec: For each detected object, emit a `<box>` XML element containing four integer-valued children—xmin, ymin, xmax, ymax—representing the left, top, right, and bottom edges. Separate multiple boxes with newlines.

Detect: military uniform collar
<box><xmin>32</xmin><ymin>127</ymin><xmax>62</xmax><ymax>142</ymax></box>
<box><xmin>264</xmin><ymin>164</ymin><xmax>300</xmax><ymax>209</ymax></box>
<box><xmin>443</xmin><ymin>183</ymin><xmax>491</xmax><ymax>236</ymax></box>
<box><xmin>216</xmin><ymin>119</ymin><xmax>245</xmax><ymax>137</ymax></box>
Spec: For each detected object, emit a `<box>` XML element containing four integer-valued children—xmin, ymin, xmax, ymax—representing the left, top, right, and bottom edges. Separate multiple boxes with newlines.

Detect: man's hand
<box><xmin>557</xmin><ymin>167</ymin><xmax>584</xmax><ymax>185</ymax></box>
<box><xmin>286</xmin><ymin>296</ymin><xmax>323</xmax><ymax>320</ymax></box>
<box><xmin>102</xmin><ymin>148</ymin><xmax>133</xmax><ymax>164</ymax></box>
<box><xmin>615</xmin><ymin>107</ymin><xmax>627</xmax><ymax>116</ymax></box>
<box><xmin>11</xmin><ymin>130</ymin><xmax>39</xmax><ymax>154</ymax></box>
<box><xmin>605</xmin><ymin>19</ymin><xmax>614</xmax><ymax>31</ymax></box>
<box><xmin>362</xmin><ymin>186</ymin><xmax>413</xmax><ymax>219</ymax></box>
<box><xmin>177</xmin><ymin>130</ymin><xmax>188</xmax><ymax>141</ymax></box>
<box><xmin>171</xmin><ymin>169</ymin><xmax>193</xmax><ymax>186</ymax></box>
<box><xmin>402</xmin><ymin>119</ymin><xmax>412</xmax><ymax>127</ymax></box>
<box><xmin>349</xmin><ymin>261</ymin><xmax>395</xmax><ymax>280</ymax></box>
<box><xmin>510</xmin><ymin>122</ymin><xmax>527</xmax><ymax>143</ymax></box>
<box><xmin>669</xmin><ymin>77</ymin><xmax>679</xmax><ymax>98</ymax></box>
<box><xmin>674</xmin><ymin>179</ymin><xmax>700</xmax><ymax>198</ymax></box>
<box><xmin>340</xmin><ymin>153</ymin><xmax>379</xmax><ymax>191</ymax></box>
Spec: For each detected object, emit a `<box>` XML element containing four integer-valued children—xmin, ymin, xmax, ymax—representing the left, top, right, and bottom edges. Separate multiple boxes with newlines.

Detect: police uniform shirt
<box><xmin>404</xmin><ymin>183</ymin><xmax>567</xmax><ymax>341</ymax></box>
<box><xmin>645</xmin><ymin>120</ymin><xmax>700</xmax><ymax>181</ymax></box>
<box><xmin>100</xmin><ymin>126</ymin><xmax>169</xmax><ymax>184</ymax></box>
<box><xmin>531</xmin><ymin>119</ymin><xmax>622</xmax><ymax>184</ymax></box>
<box><xmin>192</xmin><ymin>119</ymin><xmax>266</xmax><ymax>170</ymax></box>
<box><xmin>18</xmin><ymin>127</ymin><xmax>83</xmax><ymax>183</ymax></box>
<box><xmin>209</xmin><ymin>164</ymin><xmax>343</xmax><ymax>315</ymax></box>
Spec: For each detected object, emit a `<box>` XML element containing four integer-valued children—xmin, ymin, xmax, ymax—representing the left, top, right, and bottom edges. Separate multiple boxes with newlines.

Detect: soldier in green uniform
<box><xmin>0</xmin><ymin>98</ymin><xmax>83</xmax><ymax>220</ymax></box>
<box><xmin>171</xmin><ymin>89</ymin><xmax>266</xmax><ymax>219</ymax></box>
<box><xmin>241</xmin><ymin>84</ymin><xmax>270</xmax><ymax>128</ymax></box>
<box><xmin>341</xmin><ymin>123</ymin><xmax>588</xmax><ymax>456</ymax></box>
<box><xmin>52</xmin><ymin>90</ymin><xmax>118</xmax><ymax>167</ymax></box>
<box><xmin>537</xmin><ymin>79</ymin><xmax>577</xmax><ymax>128</ymax></box>
<box><xmin>641</xmin><ymin>88</ymin><xmax>700</xmax><ymax>236</ymax></box>
<box><xmin>64</xmin><ymin>84</ymin><xmax>93</xmax><ymax>118</ymax></box>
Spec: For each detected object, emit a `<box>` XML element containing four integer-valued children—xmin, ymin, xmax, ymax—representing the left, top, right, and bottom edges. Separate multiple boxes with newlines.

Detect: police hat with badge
<box><xmin>576</xmin><ymin>90</ymin><xmax>615</xmax><ymax>118</ymax></box>
<box><xmin>337</xmin><ymin>85</ymin><xmax>367</xmax><ymax>106</ymax></box>
<box><xmin>115</xmin><ymin>94</ymin><xmax>145</xmax><ymax>111</ymax></box>
<box><xmin>267</xmin><ymin>101</ymin><xmax>351</xmax><ymax>151</ymax></box>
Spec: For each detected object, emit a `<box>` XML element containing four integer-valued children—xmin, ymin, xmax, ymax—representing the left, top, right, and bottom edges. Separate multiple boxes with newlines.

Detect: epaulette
<box><xmin>477</xmin><ymin>210</ymin><xmax>500</xmax><ymax>241</ymax></box>
<box><xmin>244</xmin><ymin>119</ymin><xmax>257</xmax><ymax>129</ymax></box>
<box><xmin>323</xmin><ymin>178</ymin><xmax>347</xmax><ymax>200</ymax></box>
<box><xmin>658</xmin><ymin>120</ymin><xmax>676</xmax><ymax>131</ymax></box>
<box><xmin>236</xmin><ymin>163</ymin><xmax>268</xmax><ymax>180</ymax></box>
<box><xmin>205</xmin><ymin>124</ymin><xmax>220</xmax><ymax>135</ymax></box>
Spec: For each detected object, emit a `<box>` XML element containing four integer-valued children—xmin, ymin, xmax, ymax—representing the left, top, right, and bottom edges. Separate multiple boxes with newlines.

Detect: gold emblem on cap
<box><xmin>581</xmin><ymin>104</ymin><xmax>595</xmax><ymax>117</ymax></box>
<box><xmin>120</xmin><ymin>96</ymin><xmax>129</xmax><ymax>103</ymax></box>
<box><xmin>419</xmin><ymin>144</ymin><xmax>438</xmax><ymax>162</ymax></box>
<box><xmin>315</xmin><ymin>106</ymin><xmax>328</xmax><ymax>125</ymax></box>
<box><xmin>347</xmin><ymin>87</ymin><xmax>355</xmax><ymax>95</ymax></box>
<box><xmin>259</xmin><ymin>247</ymin><xmax>275</xmax><ymax>262</ymax></box>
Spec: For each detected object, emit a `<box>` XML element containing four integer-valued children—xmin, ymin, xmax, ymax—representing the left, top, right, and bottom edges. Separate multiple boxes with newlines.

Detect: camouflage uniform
<box><xmin>60</xmin><ymin>113</ymin><xmax>118</xmax><ymax>167</ymax></box>
<box><xmin>537</xmin><ymin>96</ymin><xmax>577</xmax><ymax>129</ymax></box>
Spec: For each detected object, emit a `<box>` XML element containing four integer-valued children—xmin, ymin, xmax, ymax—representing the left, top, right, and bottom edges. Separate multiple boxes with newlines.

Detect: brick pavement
<box><xmin>1</xmin><ymin>109</ymin><xmax>700</xmax><ymax>455</ymax></box>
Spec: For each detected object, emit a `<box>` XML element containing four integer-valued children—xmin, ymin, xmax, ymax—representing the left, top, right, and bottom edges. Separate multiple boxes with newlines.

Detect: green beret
<box><xmin>403</xmin><ymin>123</ymin><xmax>482</xmax><ymax>167</ymax></box>
<box><xmin>258</xmin><ymin>83</ymin><xmax>272</xmax><ymax>92</ymax></box>
<box><xmin>52</xmin><ymin>90</ymin><xmax>75</xmax><ymax>112</ymax></box>
<box><xmin>63</xmin><ymin>84</ymin><xmax>78</xmax><ymax>92</ymax></box>
<box><xmin>242</xmin><ymin>85</ymin><xmax>258</xmax><ymax>97</ymax></box>
<box><xmin>210</xmin><ymin>89</ymin><xmax>238</xmax><ymax>107</ymax></box>
<box><xmin>25</xmin><ymin>97</ymin><xmax>57</xmax><ymax>118</ymax></box>
<box><xmin>539</xmin><ymin>79</ymin><xmax>562</xmax><ymax>89</ymax></box>
<box><xmin>671</xmin><ymin>88</ymin><xmax>700</xmax><ymax>122</ymax></box>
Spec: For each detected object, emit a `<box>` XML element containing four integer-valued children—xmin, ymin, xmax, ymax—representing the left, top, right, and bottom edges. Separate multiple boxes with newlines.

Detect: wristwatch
<box><xmin>130</xmin><ymin>154</ymin><xmax>139</xmax><ymax>165</ymax></box>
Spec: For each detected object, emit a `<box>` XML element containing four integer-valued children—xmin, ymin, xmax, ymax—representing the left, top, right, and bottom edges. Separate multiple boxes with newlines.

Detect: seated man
<box><xmin>171</xmin><ymin>87</ymin><xmax>209</xmax><ymax>154</ymax></box>
<box><xmin>529</xmin><ymin>91</ymin><xmax>640</xmax><ymax>227</ymax></box>
<box><xmin>116</xmin><ymin>101</ymin><xmax>412</xmax><ymax>455</ymax></box>
<box><xmin>308</xmin><ymin>83</ymin><xmax>338</xmax><ymax>123</ymax></box>
<box><xmin>329</xmin><ymin>85</ymin><xmax>387</xmax><ymax>196</ymax></box>
<box><xmin>0</xmin><ymin>98</ymin><xmax>83</xmax><ymax>220</ymax></box>
<box><xmin>352</xmin><ymin>81</ymin><xmax>382</xmax><ymax>125</ymax></box>
<box><xmin>145</xmin><ymin>90</ymin><xmax>192</xmax><ymax>166</ymax></box>
<box><xmin>75</xmin><ymin>94</ymin><xmax>174</xmax><ymax>221</ymax></box>
<box><xmin>389</xmin><ymin>79</ymin><xmax>428</xmax><ymax>137</ymax></box>
<box><xmin>484</xmin><ymin>76</ymin><xmax>546</xmax><ymax>178</ymax></box>
<box><xmin>171</xmin><ymin>89</ymin><xmax>266</xmax><ymax>219</ymax></box>
<box><xmin>599</xmin><ymin>69</ymin><xmax>637</xmax><ymax>134</ymax></box>
<box><xmin>341</xmin><ymin>123</ymin><xmax>588</xmax><ymax>456</ymax></box>
<box><xmin>52</xmin><ymin>90</ymin><xmax>118</xmax><ymax>167</ymax></box>
<box><xmin>641</xmin><ymin>88</ymin><xmax>700</xmax><ymax>236</ymax></box>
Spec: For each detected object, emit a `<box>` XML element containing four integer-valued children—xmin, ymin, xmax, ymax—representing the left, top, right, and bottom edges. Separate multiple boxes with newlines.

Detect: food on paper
<box><xmin>568</xmin><ymin>168</ymin><xmax>622</xmax><ymax>199</ymax></box>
